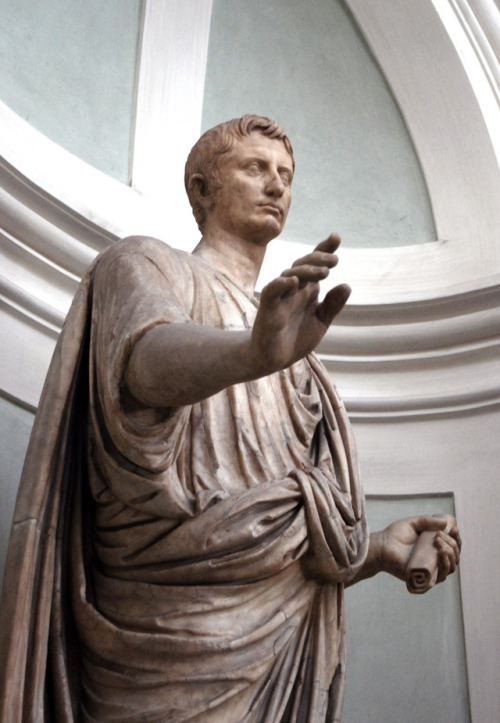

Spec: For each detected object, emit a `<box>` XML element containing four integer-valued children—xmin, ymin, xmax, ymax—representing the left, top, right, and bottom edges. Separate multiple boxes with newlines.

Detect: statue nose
<box><xmin>266</xmin><ymin>173</ymin><xmax>285</xmax><ymax>197</ymax></box>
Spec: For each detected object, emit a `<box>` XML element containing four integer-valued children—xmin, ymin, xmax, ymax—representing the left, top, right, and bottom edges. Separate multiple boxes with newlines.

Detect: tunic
<box><xmin>0</xmin><ymin>237</ymin><xmax>368</xmax><ymax>722</ymax></box>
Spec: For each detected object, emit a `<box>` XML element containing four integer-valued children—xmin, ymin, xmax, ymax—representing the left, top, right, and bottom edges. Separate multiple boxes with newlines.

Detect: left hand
<box><xmin>379</xmin><ymin>514</ymin><xmax>461</xmax><ymax>583</ymax></box>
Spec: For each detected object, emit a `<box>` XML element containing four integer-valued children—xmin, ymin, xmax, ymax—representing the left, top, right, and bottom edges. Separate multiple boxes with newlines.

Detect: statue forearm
<box><xmin>124</xmin><ymin>322</ymin><xmax>263</xmax><ymax>408</ymax></box>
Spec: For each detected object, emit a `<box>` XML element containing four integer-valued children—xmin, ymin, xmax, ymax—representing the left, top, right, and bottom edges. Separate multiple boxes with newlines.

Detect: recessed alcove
<box><xmin>203</xmin><ymin>0</ymin><xmax>436</xmax><ymax>249</ymax></box>
<box><xmin>0</xmin><ymin>2</ymin><xmax>498</xmax><ymax>719</ymax></box>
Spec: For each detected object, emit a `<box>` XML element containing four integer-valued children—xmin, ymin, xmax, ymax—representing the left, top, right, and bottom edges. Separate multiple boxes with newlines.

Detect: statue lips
<box><xmin>258</xmin><ymin>202</ymin><xmax>283</xmax><ymax>219</ymax></box>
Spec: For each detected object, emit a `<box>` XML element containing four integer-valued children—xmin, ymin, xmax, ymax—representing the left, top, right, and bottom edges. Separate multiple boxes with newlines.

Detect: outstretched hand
<box><xmin>380</xmin><ymin>514</ymin><xmax>461</xmax><ymax>584</ymax></box>
<box><xmin>251</xmin><ymin>234</ymin><xmax>350</xmax><ymax>375</ymax></box>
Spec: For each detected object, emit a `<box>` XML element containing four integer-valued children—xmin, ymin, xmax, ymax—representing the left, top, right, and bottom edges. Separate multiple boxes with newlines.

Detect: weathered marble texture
<box><xmin>0</xmin><ymin>115</ymin><xmax>460</xmax><ymax>722</ymax></box>
<box><xmin>0</xmin><ymin>238</ymin><xmax>368</xmax><ymax>721</ymax></box>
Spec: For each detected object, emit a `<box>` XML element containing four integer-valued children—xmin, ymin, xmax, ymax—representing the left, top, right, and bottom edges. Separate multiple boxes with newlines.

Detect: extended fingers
<box><xmin>290</xmin><ymin>234</ymin><xmax>342</xmax><ymax>270</ymax></box>
<box><xmin>314</xmin><ymin>233</ymin><xmax>342</xmax><ymax>253</ymax></box>
<box><xmin>281</xmin><ymin>264</ymin><xmax>331</xmax><ymax>284</ymax></box>
<box><xmin>278</xmin><ymin>233</ymin><xmax>344</xmax><ymax>293</ymax></box>
<box><xmin>316</xmin><ymin>284</ymin><xmax>351</xmax><ymax>326</ymax></box>
<box><xmin>290</xmin><ymin>251</ymin><xmax>338</xmax><ymax>271</ymax></box>
<box><xmin>260</xmin><ymin>275</ymin><xmax>299</xmax><ymax>307</ymax></box>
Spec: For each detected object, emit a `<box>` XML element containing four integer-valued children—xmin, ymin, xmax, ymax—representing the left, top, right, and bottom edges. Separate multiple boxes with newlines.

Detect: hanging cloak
<box><xmin>0</xmin><ymin>237</ymin><xmax>369</xmax><ymax>722</ymax></box>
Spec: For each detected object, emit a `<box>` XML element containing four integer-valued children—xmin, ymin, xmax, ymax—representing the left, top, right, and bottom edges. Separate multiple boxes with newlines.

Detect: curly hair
<box><xmin>184</xmin><ymin>115</ymin><xmax>294</xmax><ymax>233</ymax></box>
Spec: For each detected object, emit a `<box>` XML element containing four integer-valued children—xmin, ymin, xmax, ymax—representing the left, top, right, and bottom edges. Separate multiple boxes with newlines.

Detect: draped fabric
<box><xmin>0</xmin><ymin>237</ymin><xmax>368</xmax><ymax>722</ymax></box>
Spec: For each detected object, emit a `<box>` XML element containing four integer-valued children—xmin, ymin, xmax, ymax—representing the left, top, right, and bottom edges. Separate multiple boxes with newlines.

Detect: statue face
<box><xmin>208</xmin><ymin>133</ymin><xmax>293</xmax><ymax>244</ymax></box>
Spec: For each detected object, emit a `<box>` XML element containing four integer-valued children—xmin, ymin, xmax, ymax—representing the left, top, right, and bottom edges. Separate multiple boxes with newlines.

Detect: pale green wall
<box><xmin>203</xmin><ymin>0</ymin><xmax>436</xmax><ymax>248</ymax></box>
<box><xmin>0</xmin><ymin>0</ymin><xmax>142</xmax><ymax>182</ymax></box>
<box><xmin>0</xmin><ymin>3</ymin><xmax>470</xmax><ymax>719</ymax></box>
<box><xmin>0</xmin><ymin>396</ymin><xmax>33</xmax><ymax>602</ymax></box>
<box><xmin>344</xmin><ymin>495</ymin><xmax>470</xmax><ymax>723</ymax></box>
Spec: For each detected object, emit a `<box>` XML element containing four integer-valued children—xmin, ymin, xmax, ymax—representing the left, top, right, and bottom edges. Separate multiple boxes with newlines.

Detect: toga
<box><xmin>0</xmin><ymin>237</ymin><xmax>368</xmax><ymax>722</ymax></box>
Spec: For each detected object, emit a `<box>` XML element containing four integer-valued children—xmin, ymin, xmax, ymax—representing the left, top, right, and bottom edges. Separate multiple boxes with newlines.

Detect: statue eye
<box><xmin>245</xmin><ymin>161</ymin><xmax>262</xmax><ymax>174</ymax></box>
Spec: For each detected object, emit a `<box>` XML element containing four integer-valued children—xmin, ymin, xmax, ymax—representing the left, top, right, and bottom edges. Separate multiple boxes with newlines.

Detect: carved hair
<box><xmin>185</xmin><ymin>114</ymin><xmax>294</xmax><ymax>233</ymax></box>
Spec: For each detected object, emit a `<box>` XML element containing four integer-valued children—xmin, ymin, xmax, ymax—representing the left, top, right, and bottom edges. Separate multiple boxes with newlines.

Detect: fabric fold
<box><xmin>0</xmin><ymin>237</ymin><xmax>368</xmax><ymax>722</ymax></box>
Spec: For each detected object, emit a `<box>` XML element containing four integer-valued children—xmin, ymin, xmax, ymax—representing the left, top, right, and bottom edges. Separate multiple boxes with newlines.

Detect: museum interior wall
<box><xmin>1</xmin><ymin>1</ymin><xmax>499</xmax><ymax>721</ymax></box>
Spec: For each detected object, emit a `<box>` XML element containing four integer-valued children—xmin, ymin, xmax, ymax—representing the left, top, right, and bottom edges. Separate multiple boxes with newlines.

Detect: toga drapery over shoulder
<box><xmin>0</xmin><ymin>237</ymin><xmax>369</xmax><ymax>722</ymax></box>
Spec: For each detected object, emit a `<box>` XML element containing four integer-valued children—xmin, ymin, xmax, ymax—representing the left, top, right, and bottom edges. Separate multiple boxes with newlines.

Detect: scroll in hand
<box><xmin>405</xmin><ymin>531</ymin><xmax>441</xmax><ymax>593</ymax></box>
<box><xmin>405</xmin><ymin>516</ymin><xmax>458</xmax><ymax>594</ymax></box>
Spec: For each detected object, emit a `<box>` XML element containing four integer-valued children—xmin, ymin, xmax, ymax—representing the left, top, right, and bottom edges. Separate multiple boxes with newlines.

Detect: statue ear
<box><xmin>188</xmin><ymin>173</ymin><xmax>212</xmax><ymax>209</ymax></box>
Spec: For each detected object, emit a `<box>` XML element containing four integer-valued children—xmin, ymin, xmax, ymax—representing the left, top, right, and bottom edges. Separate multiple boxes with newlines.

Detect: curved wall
<box><xmin>203</xmin><ymin>0</ymin><xmax>436</xmax><ymax>248</ymax></box>
<box><xmin>1</xmin><ymin>1</ymin><xmax>500</xmax><ymax>720</ymax></box>
<box><xmin>0</xmin><ymin>0</ymin><xmax>142</xmax><ymax>182</ymax></box>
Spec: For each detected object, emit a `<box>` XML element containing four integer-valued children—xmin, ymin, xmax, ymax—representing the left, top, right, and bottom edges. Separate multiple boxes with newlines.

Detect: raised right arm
<box><xmin>124</xmin><ymin>324</ymin><xmax>256</xmax><ymax>408</ymax></box>
<box><xmin>125</xmin><ymin>235</ymin><xmax>350</xmax><ymax>408</ymax></box>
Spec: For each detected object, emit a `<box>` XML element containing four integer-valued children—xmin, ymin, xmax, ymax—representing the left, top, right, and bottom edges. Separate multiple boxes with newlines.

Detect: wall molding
<box><xmin>1</xmin><ymin>0</ymin><xmax>500</xmax><ymax>417</ymax></box>
<box><xmin>1</xmin><ymin>3</ymin><xmax>500</xmax><ymax>720</ymax></box>
<box><xmin>319</xmin><ymin>281</ymin><xmax>500</xmax><ymax>419</ymax></box>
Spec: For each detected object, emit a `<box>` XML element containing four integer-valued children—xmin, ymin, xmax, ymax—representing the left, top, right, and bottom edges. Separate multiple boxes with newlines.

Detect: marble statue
<box><xmin>0</xmin><ymin>115</ymin><xmax>461</xmax><ymax>722</ymax></box>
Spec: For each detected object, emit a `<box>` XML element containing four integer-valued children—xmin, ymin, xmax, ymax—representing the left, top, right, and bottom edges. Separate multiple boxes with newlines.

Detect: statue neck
<box><xmin>193</xmin><ymin>233</ymin><xmax>267</xmax><ymax>295</ymax></box>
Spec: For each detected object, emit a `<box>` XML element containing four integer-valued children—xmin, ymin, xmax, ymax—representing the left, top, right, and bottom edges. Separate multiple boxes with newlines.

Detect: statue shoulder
<box><xmin>88</xmin><ymin>236</ymin><xmax>197</xmax><ymax>312</ymax></box>
<box><xmin>92</xmin><ymin>236</ymin><xmax>192</xmax><ymax>277</ymax></box>
<box><xmin>100</xmin><ymin>235</ymin><xmax>179</xmax><ymax>260</ymax></box>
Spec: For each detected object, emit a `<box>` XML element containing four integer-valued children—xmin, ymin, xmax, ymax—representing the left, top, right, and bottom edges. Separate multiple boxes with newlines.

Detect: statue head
<box><xmin>185</xmin><ymin>115</ymin><xmax>294</xmax><ymax>233</ymax></box>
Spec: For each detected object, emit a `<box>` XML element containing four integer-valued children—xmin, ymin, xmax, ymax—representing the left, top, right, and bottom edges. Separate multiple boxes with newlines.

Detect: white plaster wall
<box><xmin>1</xmin><ymin>1</ymin><xmax>499</xmax><ymax>721</ymax></box>
<box><xmin>349</xmin><ymin>407</ymin><xmax>500</xmax><ymax>722</ymax></box>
